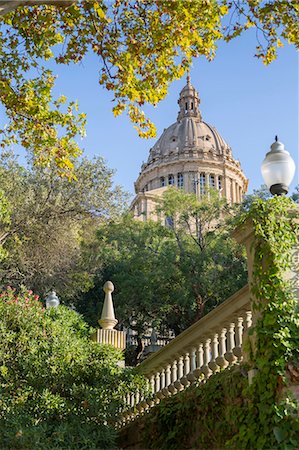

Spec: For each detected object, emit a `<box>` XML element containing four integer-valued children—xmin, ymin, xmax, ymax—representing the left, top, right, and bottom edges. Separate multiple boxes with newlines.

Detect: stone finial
<box><xmin>99</xmin><ymin>281</ymin><xmax>118</xmax><ymax>330</ymax></box>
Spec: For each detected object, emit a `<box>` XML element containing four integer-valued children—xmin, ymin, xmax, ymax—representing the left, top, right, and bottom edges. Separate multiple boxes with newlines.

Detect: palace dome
<box><xmin>148</xmin><ymin>119</ymin><xmax>229</xmax><ymax>163</ymax></box>
<box><xmin>132</xmin><ymin>76</ymin><xmax>248</xmax><ymax>219</ymax></box>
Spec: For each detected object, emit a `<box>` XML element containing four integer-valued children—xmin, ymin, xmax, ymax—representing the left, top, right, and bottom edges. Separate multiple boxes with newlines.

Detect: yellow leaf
<box><xmin>94</xmin><ymin>3</ymin><xmax>106</xmax><ymax>20</ymax></box>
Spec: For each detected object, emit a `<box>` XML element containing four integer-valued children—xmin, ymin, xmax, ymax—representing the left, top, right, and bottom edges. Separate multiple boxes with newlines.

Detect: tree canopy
<box><xmin>0</xmin><ymin>1</ymin><xmax>298</xmax><ymax>177</ymax></box>
<box><xmin>0</xmin><ymin>286</ymin><xmax>146</xmax><ymax>448</ymax></box>
<box><xmin>0</xmin><ymin>152</ymin><xmax>127</xmax><ymax>298</ymax></box>
<box><xmin>78</xmin><ymin>188</ymin><xmax>247</xmax><ymax>347</ymax></box>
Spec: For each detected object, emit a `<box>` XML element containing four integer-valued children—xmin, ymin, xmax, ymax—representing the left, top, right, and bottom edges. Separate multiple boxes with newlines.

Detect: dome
<box><xmin>132</xmin><ymin>76</ymin><xmax>248</xmax><ymax>211</ymax></box>
<box><xmin>148</xmin><ymin>119</ymin><xmax>230</xmax><ymax>164</ymax></box>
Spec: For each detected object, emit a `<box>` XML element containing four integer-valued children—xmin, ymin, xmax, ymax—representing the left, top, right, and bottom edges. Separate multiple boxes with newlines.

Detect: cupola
<box><xmin>177</xmin><ymin>75</ymin><xmax>201</xmax><ymax>120</ymax></box>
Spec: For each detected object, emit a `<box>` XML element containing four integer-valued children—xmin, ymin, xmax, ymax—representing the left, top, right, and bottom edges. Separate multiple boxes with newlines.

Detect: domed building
<box><xmin>131</xmin><ymin>76</ymin><xmax>248</xmax><ymax>221</ymax></box>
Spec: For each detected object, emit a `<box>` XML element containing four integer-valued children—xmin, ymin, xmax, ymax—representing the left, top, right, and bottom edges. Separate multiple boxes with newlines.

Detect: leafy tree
<box><xmin>0</xmin><ymin>152</ymin><xmax>127</xmax><ymax>298</ymax></box>
<box><xmin>241</xmin><ymin>184</ymin><xmax>299</xmax><ymax>209</ymax></box>
<box><xmin>0</xmin><ymin>286</ymin><xmax>146</xmax><ymax>449</ymax></box>
<box><xmin>79</xmin><ymin>189</ymin><xmax>247</xmax><ymax>349</ymax></box>
<box><xmin>0</xmin><ymin>1</ymin><xmax>298</xmax><ymax>176</ymax></box>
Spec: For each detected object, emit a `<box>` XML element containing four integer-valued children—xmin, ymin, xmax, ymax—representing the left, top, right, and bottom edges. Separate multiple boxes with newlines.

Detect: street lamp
<box><xmin>261</xmin><ymin>136</ymin><xmax>296</xmax><ymax>196</ymax></box>
<box><xmin>46</xmin><ymin>290</ymin><xmax>60</xmax><ymax>308</ymax></box>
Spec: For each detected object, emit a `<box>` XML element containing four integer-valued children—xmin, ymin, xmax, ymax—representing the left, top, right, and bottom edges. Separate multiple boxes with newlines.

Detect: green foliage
<box><xmin>120</xmin><ymin>366</ymin><xmax>247</xmax><ymax>450</ymax></box>
<box><xmin>0</xmin><ymin>1</ymin><xmax>298</xmax><ymax>176</ymax></box>
<box><xmin>229</xmin><ymin>196</ymin><xmax>299</xmax><ymax>449</ymax></box>
<box><xmin>119</xmin><ymin>197</ymin><xmax>299</xmax><ymax>449</ymax></box>
<box><xmin>0</xmin><ymin>286</ymin><xmax>146</xmax><ymax>449</ymax></box>
<box><xmin>0</xmin><ymin>152</ymin><xmax>127</xmax><ymax>299</ymax></box>
<box><xmin>79</xmin><ymin>188</ymin><xmax>247</xmax><ymax>342</ymax></box>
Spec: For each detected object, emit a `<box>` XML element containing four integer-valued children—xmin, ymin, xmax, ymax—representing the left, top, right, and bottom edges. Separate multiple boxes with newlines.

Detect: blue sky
<box><xmin>7</xmin><ymin>26</ymin><xmax>299</xmax><ymax>197</ymax></box>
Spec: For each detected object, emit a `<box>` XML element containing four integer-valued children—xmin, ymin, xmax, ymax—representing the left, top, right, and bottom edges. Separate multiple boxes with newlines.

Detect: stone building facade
<box><xmin>131</xmin><ymin>77</ymin><xmax>248</xmax><ymax>221</ymax></box>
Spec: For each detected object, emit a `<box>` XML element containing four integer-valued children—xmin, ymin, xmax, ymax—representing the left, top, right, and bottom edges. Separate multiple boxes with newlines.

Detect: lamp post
<box><xmin>261</xmin><ymin>136</ymin><xmax>296</xmax><ymax>196</ymax></box>
<box><xmin>46</xmin><ymin>290</ymin><xmax>60</xmax><ymax>308</ymax></box>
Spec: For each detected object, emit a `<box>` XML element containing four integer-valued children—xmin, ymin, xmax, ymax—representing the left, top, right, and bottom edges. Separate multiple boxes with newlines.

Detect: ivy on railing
<box><xmin>118</xmin><ymin>198</ymin><xmax>299</xmax><ymax>449</ymax></box>
<box><xmin>229</xmin><ymin>196</ymin><xmax>299</xmax><ymax>449</ymax></box>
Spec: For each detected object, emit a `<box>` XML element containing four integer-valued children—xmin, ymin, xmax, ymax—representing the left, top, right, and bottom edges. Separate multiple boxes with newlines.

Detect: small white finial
<box><xmin>46</xmin><ymin>290</ymin><xmax>60</xmax><ymax>308</ymax></box>
<box><xmin>99</xmin><ymin>281</ymin><xmax>118</xmax><ymax>330</ymax></box>
<box><xmin>187</xmin><ymin>73</ymin><xmax>191</xmax><ymax>85</ymax></box>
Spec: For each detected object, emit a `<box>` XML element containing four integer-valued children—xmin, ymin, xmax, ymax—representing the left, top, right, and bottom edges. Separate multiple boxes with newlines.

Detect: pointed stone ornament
<box><xmin>93</xmin><ymin>281</ymin><xmax>126</xmax><ymax>352</ymax></box>
<box><xmin>99</xmin><ymin>281</ymin><xmax>118</xmax><ymax>330</ymax></box>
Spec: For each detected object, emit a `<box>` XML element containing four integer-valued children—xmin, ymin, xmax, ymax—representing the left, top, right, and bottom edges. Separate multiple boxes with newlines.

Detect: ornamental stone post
<box><xmin>92</xmin><ymin>281</ymin><xmax>126</xmax><ymax>353</ymax></box>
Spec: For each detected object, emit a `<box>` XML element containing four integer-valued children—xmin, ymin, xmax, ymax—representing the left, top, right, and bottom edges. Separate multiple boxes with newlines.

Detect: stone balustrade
<box><xmin>119</xmin><ymin>284</ymin><xmax>251</xmax><ymax>426</ymax></box>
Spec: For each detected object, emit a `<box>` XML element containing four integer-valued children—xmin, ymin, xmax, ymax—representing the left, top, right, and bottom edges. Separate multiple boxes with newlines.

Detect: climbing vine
<box><xmin>118</xmin><ymin>197</ymin><xmax>299</xmax><ymax>450</ymax></box>
<box><xmin>229</xmin><ymin>196</ymin><xmax>299</xmax><ymax>449</ymax></box>
<box><xmin>119</xmin><ymin>366</ymin><xmax>248</xmax><ymax>450</ymax></box>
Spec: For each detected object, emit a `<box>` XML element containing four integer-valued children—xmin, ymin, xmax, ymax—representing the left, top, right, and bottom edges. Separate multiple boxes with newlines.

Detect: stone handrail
<box><xmin>120</xmin><ymin>284</ymin><xmax>252</xmax><ymax>425</ymax></box>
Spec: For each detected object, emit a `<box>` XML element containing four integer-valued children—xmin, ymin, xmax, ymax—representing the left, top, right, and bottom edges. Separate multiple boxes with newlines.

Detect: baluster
<box><xmin>161</xmin><ymin>368</ymin><xmax>166</xmax><ymax>389</ymax></box>
<box><xmin>163</xmin><ymin>364</ymin><xmax>172</xmax><ymax>396</ymax></box>
<box><xmin>233</xmin><ymin>317</ymin><xmax>243</xmax><ymax>359</ymax></box>
<box><xmin>130</xmin><ymin>393</ymin><xmax>135</xmax><ymax>409</ymax></box>
<box><xmin>126</xmin><ymin>394</ymin><xmax>134</xmax><ymax>422</ymax></box>
<box><xmin>202</xmin><ymin>338</ymin><xmax>212</xmax><ymax>378</ymax></box>
<box><xmin>181</xmin><ymin>352</ymin><xmax>190</xmax><ymax>386</ymax></box>
<box><xmin>174</xmin><ymin>356</ymin><xmax>184</xmax><ymax>391</ymax></box>
<box><xmin>151</xmin><ymin>372</ymin><xmax>160</xmax><ymax>404</ymax></box>
<box><xmin>208</xmin><ymin>333</ymin><xmax>220</xmax><ymax>373</ymax></box>
<box><xmin>121</xmin><ymin>395</ymin><xmax>128</xmax><ymax>424</ymax></box>
<box><xmin>140</xmin><ymin>379</ymin><xmax>149</xmax><ymax>412</ymax></box>
<box><xmin>137</xmin><ymin>391</ymin><xmax>145</xmax><ymax>414</ymax></box>
<box><xmin>216</xmin><ymin>328</ymin><xmax>229</xmax><ymax>368</ymax></box>
<box><xmin>157</xmin><ymin>369</ymin><xmax>166</xmax><ymax>399</ymax></box>
<box><xmin>194</xmin><ymin>342</ymin><xmax>204</xmax><ymax>378</ymax></box>
<box><xmin>126</xmin><ymin>393</ymin><xmax>131</xmax><ymax>408</ymax></box>
<box><xmin>245</xmin><ymin>311</ymin><xmax>253</xmax><ymax>331</ymax></box>
<box><xmin>168</xmin><ymin>360</ymin><xmax>178</xmax><ymax>394</ymax></box>
<box><xmin>135</xmin><ymin>391</ymin><xmax>142</xmax><ymax>415</ymax></box>
<box><xmin>187</xmin><ymin>347</ymin><xmax>197</xmax><ymax>382</ymax></box>
<box><xmin>224</xmin><ymin>322</ymin><xmax>237</xmax><ymax>364</ymax></box>
<box><xmin>146</xmin><ymin>375</ymin><xmax>155</xmax><ymax>408</ymax></box>
<box><xmin>165</xmin><ymin>364</ymin><xmax>171</xmax><ymax>387</ymax></box>
<box><xmin>155</xmin><ymin>372</ymin><xmax>160</xmax><ymax>393</ymax></box>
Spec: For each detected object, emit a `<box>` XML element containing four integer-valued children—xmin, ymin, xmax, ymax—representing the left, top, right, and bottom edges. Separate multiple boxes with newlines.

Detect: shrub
<box><xmin>0</xmin><ymin>287</ymin><xmax>145</xmax><ymax>449</ymax></box>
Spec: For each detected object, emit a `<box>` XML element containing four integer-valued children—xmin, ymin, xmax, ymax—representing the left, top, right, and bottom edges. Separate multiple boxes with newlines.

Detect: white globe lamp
<box><xmin>46</xmin><ymin>290</ymin><xmax>60</xmax><ymax>308</ymax></box>
<box><xmin>261</xmin><ymin>136</ymin><xmax>296</xmax><ymax>196</ymax></box>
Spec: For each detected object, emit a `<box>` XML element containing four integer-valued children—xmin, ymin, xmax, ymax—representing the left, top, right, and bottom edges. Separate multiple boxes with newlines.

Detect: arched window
<box><xmin>177</xmin><ymin>173</ymin><xmax>184</xmax><ymax>188</ymax></box>
<box><xmin>168</xmin><ymin>174</ymin><xmax>174</xmax><ymax>186</ymax></box>
<box><xmin>200</xmin><ymin>173</ymin><xmax>206</xmax><ymax>195</ymax></box>
<box><xmin>160</xmin><ymin>177</ymin><xmax>165</xmax><ymax>187</ymax></box>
